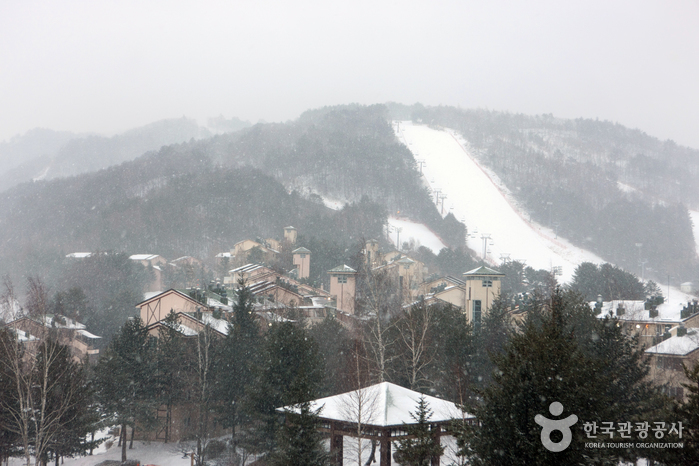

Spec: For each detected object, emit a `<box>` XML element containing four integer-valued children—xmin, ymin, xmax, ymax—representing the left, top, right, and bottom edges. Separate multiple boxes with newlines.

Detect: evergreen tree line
<box><xmin>4</xmin><ymin>277</ymin><xmax>699</xmax><ymax>464</ymax></box>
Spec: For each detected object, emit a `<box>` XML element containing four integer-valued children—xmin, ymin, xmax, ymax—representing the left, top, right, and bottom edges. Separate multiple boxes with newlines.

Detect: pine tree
<box><xmin>458</xmin><ymin>288</ymin><xmax>662</xmax><ymax>465</ymax></box>
<box><xmin>247</xmin><ymin>321</ymin><xmax>323</xmax><ymax>457</ymax></box>
<box><xmin>394</xmin><ymin>396</ymin><xmax>445</xmax><ymax>466</ymax></box>
<box><xmin>154</xmin><ymin>311</ymin><xmax>187</xmax><ymax>443</ymax></box>
<box><xmin>270</xmin><ymin>401</ymin><xmax>329</xmax><ymax>466</ymax></box>
<box><xmin>94</xmin><ymin>317</ymin><xmax>157</xmax><ymax>462</ymax></box>
<box><xmin>215</xmin><ymin>281</ymin><xmax>261</xmax><ymax>436</ymax></box>
<box><xmin>674</xmin><ymin>362</ymin><xmax>699</xmax><ymax>464</ymax></box>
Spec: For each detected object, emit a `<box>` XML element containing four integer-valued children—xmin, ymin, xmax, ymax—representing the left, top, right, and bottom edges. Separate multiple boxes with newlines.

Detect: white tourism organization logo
<box><xmin>535</xmin><ymin>401</ymin><xmax>578</xmax><ymax>452</ymax></box>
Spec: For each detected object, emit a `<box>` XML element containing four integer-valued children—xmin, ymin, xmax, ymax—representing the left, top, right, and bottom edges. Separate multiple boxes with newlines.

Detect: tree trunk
<box><xmin>121</xmin><ymin>424</ymin><xmax>127</xmax><ymax>462</ymax></box>
<box><xmin>129</xmin><ymin>425</ymin><xmax>135</xmax><ymax>449</ymax></box>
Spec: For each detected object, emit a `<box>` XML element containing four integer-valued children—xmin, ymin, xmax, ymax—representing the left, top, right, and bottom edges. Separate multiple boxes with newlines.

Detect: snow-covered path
<box><xmin>387</xmin><ymin>216</ymin><xmax>446</xmax><ymax>253</ymax></box>
<box><xmin>396</xmin><ymin>121</ymin><xmax>604</xmax><ymax>284</ymax></box>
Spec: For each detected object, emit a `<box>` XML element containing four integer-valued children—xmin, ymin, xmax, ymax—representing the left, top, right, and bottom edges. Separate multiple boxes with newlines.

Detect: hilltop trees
<box><xmin>570</xmin><ymin>262</ymin><xmax>644</xmax><ymax>301</ymax></box>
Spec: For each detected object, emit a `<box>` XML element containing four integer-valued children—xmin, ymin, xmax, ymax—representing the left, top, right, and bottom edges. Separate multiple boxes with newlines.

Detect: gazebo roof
<box><xmin>281</xmin><ymin>382</ymin><xmax>472</xmax><ymax>427</ymax></box>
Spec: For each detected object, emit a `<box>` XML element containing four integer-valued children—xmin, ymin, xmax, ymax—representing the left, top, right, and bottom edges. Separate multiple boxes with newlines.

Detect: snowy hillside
<box><xmin>396</xmin><ymin>121</ymin><xmax>605</xmax><ymax>283</ymax></box>
<box><xmin>395</xmin><ymin>121</ymin><xmax>695</xmax><ymax>312</ymax></box>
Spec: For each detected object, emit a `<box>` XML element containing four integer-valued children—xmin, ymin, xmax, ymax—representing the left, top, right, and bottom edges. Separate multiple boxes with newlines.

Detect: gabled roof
<box><xmin>464</xmin><ymin>266</ymin><xmax>505</xmax><ymax>276</ymax></box>
<box><xmin>230</xmin><ymin>263</ymin><xmax>268</xmax><ymax>274</ymax></box>
<box><xmin>328</xmin><ymin>264</ymin><xmax>357</xmax><ymax>274</ymax></box>
<box><xmin>396</xmin><ymin>257</ymin><xmax>416</xmax><ymax>265</ymax></box>
<box><xmin>646</xmin><ymin>332</ymin><xmax>699</xmax><ymax>356</ymax></box>
<box><xmin>145</xmin><ymin>311</ymin><xmax>229</xmax><ymax>337</ymax></box>
<box><xmin>292</xmin><ymin>247</ymin><xmax>311</xmax><ymax>254</ymax></box>
<box><xmin>280</xmin><ymin>382</ymin><xmax>472</xmax><ymax>427</ymax></box>
<box><xmin>136</xmin><ymin>289</ymin><xmax>202</xmax><ymax>308</ymax></box>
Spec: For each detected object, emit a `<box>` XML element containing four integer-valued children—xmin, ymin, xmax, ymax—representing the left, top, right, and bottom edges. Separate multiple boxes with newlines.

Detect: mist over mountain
<box><xmin>0</xmin><ymin>117</ymin><xmax>251</xmax><ymax>192</ymax></box>
<box><xmin>0</xmin><ymin>103</ymin><xmax>696</xmax><ymax>290</ymax></box>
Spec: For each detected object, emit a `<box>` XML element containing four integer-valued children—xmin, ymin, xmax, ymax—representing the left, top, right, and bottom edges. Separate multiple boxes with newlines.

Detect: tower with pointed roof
<box><xmin>292</xmin><ymin>247</ymin><xmax>311</xmax><ymax>279</ymax></box>
<box><xmin>328</xmin><ymin>264</ymin><xmax>357</xmax><ymax>314</ymax></box>
<box><xmin>463</xmin><ymin>266</ymin><xmax>505</xmax><ymax>330</ymax></box>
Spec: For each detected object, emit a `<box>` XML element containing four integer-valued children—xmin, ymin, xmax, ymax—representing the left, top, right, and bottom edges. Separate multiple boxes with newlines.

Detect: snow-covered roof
<box><xmin>77</xmin><ymin>329</ymin><xmax>102</xmax><ymax>339</ymax></box>
<box><xmin>130</xmin><ymin>254</ymin><xmax>161</xmax><ymax>261</ymax></box>
<box><xmin>216</xmin><ymin>252</ymin><xmax>232</xmax><ymax>258</ymax></box>
<box><xmin>12</xmin><ymin>328</ymin><xmax>38</xmax><ymax>342</ymax></box>
<box><xmin>196</xmin><ymin>312</ymin><xmax>230</xmax><ymax>335</ymax></box>
<box><xmin>645</xmin><ymin>332</ymin><xmax>699</xmax><ymax>356</ymax></box>
<box><xmin>66</xmin><ymin>252</ymin><xmax>93</xmax><ymax>258</ymax></box>
<box><xmin>592</xmin><ymin>300</ymin><xmax>684</xmax><ymax>323</ymax></box>
<box><xmin>207</xmin><ymin>297</ymin><xmax>232</xmax><ymax>312</ymax></box>
<box><xmin>292</xmin><ymin>247</ymin><xmax>311</xmax><ymax>254</ymax></box>
<box><xmin>230</xmin><ymin>263</ymin><xmax>267</xmax><ymax>274</ymax></box>
<box><xmin>328</xmin><ymin>264</ymin><xmax>357</xmax><ymax>274</ymax></box>
<box><xmin>281</xmin><ymin>382</ymin><xmax>472</xmax><ymax>426</ymax></box>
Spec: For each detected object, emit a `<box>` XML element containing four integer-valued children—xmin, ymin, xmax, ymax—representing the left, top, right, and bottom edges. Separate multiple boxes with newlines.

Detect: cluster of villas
<box><xmin>3</xmin><ymin>225</ymin><xmax>699</xmax><ymax>451</ymax></box>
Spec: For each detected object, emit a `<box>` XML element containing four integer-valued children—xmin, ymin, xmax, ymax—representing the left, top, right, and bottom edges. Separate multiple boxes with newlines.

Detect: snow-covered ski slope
<box><xmin>396</xmin><ymin>121</ymin><xmax>604</xmax><ymax>284</ymax></box>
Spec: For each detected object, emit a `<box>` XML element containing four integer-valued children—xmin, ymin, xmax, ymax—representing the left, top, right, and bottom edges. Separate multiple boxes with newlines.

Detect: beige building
<box><xmin>284</xmin><ymin>226</ymin><xmax>298</xmax><ymax>244</ymax></box>
<box><xmin>5</xmin><ymin>315</ymin><xmax>101</xmax><ymax>363</ymax></box>
<box><xmin>137</xmin><ymin>289</ymin><xmax>206</xmax><ymax>327</ymax></box>
<box><xmin>328</xmin><ymin>264</ymin><xmax>357</xmax><ymax>314</ymax></box>
<box><xmin>292</xmin><ymin>247</ymin><xmax>311</xmax><ymax>279</ymax></box>
<box><xmin>463</xmin><ymin>266</ymin><xmax>505</xmax><ymax>328</ymax></box>
<box><xmin>425</xmin><ymin>266</ymin><xmax>504</xmax><ymax>328</ymax></box>
<box><xmin>645</xmin><ymin>329</ymin><xmax>699</xmax><ymax>401</ymax></box>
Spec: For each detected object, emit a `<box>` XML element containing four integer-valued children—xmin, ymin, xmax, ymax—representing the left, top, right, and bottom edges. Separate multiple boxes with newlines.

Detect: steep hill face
<box><xmin>390</xmin><ymin>104</ymin><xmax>698</xmax><ymax>281</ymax></box>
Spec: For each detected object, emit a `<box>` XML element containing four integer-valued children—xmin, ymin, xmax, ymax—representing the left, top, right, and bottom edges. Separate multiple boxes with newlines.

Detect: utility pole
<box><xmin>416</xmin><ymin>159</ymin><xmax>426</xmax><ymax>174</ymax></box>
<box><xmin>547</xmin><ymin>201</ymin><xmax>553</xmax><ymax>227</ymax></box>
<box><xmin>640</xmin><ymin>259</ymin><xmax>647</xmax><ymax>282</ymax></box>
<box><xmin>481</xmin><ymin>234</ymin><xmax>491</xmax><ymax>261</ymax></box>
<box><xmin>439</xmin><ymin>194</ymin><xmax>447</xmax><ymax>215</ymax></box>
<box><xmin>396</xmin><ymin>227</ymin><xmax>403</xmax><ymax>251</ymax></box>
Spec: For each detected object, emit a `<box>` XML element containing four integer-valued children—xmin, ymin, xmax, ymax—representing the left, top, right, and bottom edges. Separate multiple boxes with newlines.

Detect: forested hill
<box><xmin>389</xmin><ymin>103</ymin><xmax>698</xmax><ymax>281</ymax></box>
<box><xmin>211</xmin><ymin>104</ymin><xmax>465</xmax><ymax>246</ymax></box>
<box><xmin>0</xmin><ymin>145</ymin><xmax>387</xmax><ymax>283</ymax></box>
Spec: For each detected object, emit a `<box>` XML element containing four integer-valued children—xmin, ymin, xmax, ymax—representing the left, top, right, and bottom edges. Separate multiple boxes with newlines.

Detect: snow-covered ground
<box><xmin>395</xmin><ymin>121</ymin><xmax>695</xmax><ymax>313</ymax></box>
<box><xmin>387</xmin><ymin>217</ymin><xmax>446</xmax><ymax>253</ymax></box>
<box><xmin>8</xmin><ymin>440</ymin><xmax>191</xmax><ymax>466</ymax></box>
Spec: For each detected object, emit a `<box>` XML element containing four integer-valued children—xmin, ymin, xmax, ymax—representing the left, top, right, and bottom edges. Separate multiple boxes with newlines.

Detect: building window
<box><xmin>337</xmin><ymin>275</ymin><xmax>347</xmax><ymax>284</ymax></box>
<box><xmin>482</xmin><ymin>279</ymin><xmax>492</xmax><ymax>287</ymax></box>
<box><xmin>473</xmin><ymin>300</ymin><xmax>482</xmax><ymax>331</ymax></box>
<box><xmin>300</xmin><ymin>254</ymin><xmax>306</xmax><ymax>258</ymax></box>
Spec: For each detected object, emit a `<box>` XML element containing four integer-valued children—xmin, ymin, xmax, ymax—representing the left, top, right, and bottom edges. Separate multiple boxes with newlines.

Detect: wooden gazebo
<box><xmin>282</xmin><ymin>382</ymin><xmax>476</xmax><ymax>466</ymax></box>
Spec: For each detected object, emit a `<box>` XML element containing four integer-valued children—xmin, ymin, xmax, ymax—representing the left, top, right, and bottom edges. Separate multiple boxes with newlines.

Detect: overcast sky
<box><xmin>2</xmin><ymin>0</ymin><xmax>698</xmax><ymax>148</ymax></box>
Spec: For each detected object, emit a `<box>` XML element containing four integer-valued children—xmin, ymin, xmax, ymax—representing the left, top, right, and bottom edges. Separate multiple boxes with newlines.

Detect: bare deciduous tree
<box><xmin>396</xmin><ymin>300</ymin><xmax>437</xmax><ymax>390</ymax></box>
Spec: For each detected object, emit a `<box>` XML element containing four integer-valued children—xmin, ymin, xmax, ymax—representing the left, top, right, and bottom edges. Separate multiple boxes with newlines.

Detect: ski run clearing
<box><xmin>394</xmin><ymin>120</ymin><xmax>695</xmax><ymax>316</ymax></box>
